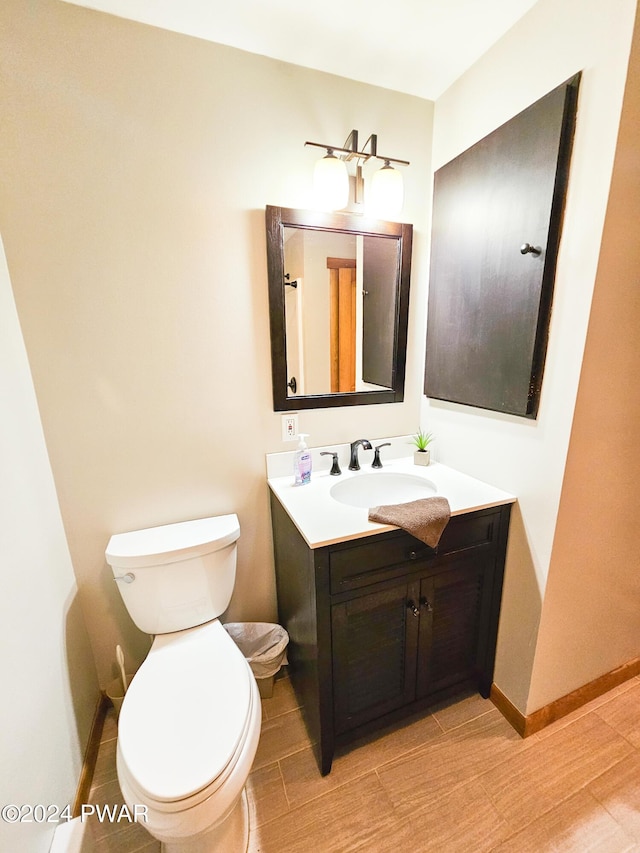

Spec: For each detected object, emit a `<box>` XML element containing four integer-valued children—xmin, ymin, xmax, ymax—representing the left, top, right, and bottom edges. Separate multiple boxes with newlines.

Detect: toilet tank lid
<box><xmin>105</xmin><ymin>514</ymin><xmax>240</xmax><ymax>569</ymax></box>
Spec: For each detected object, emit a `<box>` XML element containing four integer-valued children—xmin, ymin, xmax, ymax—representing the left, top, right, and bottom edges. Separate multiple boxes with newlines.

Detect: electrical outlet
<box><xmin>282</xmin><ymin>414</ymin><xmax>299</xmax><ymax>442</ymax></box>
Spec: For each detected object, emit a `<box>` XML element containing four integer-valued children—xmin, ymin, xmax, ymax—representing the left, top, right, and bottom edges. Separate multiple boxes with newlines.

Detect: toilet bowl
<box><xmin>106</xmin><ymin>515</ymin><xmax>261</xmax><ymax>853</ymax></box>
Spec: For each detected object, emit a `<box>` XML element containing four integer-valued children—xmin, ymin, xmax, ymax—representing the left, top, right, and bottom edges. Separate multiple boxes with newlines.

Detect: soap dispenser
<box><xmin>293</xmin><ymin>434</ymin><xmax>312</xmax><ymax>486</ymax></box>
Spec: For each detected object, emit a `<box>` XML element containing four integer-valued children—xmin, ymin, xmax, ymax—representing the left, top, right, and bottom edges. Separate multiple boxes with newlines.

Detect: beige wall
<box><xmin>527</xmin><ymin>6</ymin><xmax>640</xmax><ymax>712</ymax></box>
<box><xmin>0</xmin><ymin>238</ymin><xmax>99</xmax><ymax>852</ymax></box>
<box><xmin>0</xmin><ymin>0</ymin><xmax>433</xmax><ymax>685</ymax></box>
<box><xmin>2</xmin><ymin>0</ymin><xmax>637</xmax><ymax>728</ymax></box>
<box><xmin>423</xmin><ymin>0</ymin><xmax>637</xmax><ymax>711</ymax></box>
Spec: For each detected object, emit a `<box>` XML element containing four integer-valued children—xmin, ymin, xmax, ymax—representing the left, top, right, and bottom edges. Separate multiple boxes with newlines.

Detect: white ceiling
<box><xmin>61</xmin><ymin>0</ymin><xmax>539</xmax><ymax>100</ymax></box>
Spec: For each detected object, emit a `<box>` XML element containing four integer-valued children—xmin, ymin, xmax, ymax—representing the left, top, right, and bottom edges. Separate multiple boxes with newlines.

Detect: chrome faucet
<box><xmin>349</xmin><ymin>439</ymin><xmax>372</xmax><ymax>471</ymax></box>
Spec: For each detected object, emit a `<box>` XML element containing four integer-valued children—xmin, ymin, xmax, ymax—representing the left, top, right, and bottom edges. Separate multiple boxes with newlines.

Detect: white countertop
<box><xmin>267</xmin><ymin>454</ymin><xmax>516</xmax><ymax>549</ymax></box>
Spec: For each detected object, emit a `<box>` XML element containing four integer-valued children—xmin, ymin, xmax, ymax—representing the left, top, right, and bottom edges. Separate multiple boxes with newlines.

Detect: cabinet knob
<box><xmin>407</xmin><ymin>600</ymin><xmax>420</xmax><ymax>617</ymax></box>
<box><xmin>408</xmin><ymin>547</ymin><xmax>435</xmax><ymax>560</ymax></box>
<box><xmin>420</xmin><ymin>596</ymin><xmax>433</xmax><ymax>613</ymax></box>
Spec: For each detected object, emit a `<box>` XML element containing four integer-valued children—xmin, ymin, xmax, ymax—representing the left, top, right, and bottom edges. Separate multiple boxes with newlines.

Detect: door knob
<box><xmin>520</xmin><ymin>242</ymin><xmax>541</xmax><ymax>256</ymax></box>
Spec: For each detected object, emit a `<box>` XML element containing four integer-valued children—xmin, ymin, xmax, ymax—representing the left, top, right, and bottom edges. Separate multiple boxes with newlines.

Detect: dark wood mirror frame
<box><xmin>266</xmin><ymin>205</ymin><xmax>413</xmax><ymax>411</ymax></box>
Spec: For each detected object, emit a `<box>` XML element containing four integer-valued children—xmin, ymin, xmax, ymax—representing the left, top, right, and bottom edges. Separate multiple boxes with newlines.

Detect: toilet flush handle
<box><xmin>114</xmin><ymin>572</ymin><xmax>136</xmax><ymax>584</ymax></box>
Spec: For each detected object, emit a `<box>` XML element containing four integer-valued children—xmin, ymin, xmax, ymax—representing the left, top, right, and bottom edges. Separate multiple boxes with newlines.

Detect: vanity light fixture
<box><xmin>313</xmin><ymin>148</ymin><xmax>349</xmax><ymax>211</ymax></box>
<box><xmin>369</xmin><ymin>159</ymin><xmax>404</xmax><ymax>218</ymax></box>
<box><xmin>305</xmin><ymin>129</ymin><xmax>409</xmax><ymax>216</ymax></box>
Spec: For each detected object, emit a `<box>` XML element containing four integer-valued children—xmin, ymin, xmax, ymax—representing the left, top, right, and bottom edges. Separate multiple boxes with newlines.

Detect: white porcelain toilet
<box><xmin>105</xmin><ymin>514</ymin><xmax>261</xmax><ymax>853</ymax></box>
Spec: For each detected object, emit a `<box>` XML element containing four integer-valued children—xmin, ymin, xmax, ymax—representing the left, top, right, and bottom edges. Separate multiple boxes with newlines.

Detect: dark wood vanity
<box><xmin>270</xmin><ymin>491</ymin><xmax>512</xmax><ymax>775</ymax></box>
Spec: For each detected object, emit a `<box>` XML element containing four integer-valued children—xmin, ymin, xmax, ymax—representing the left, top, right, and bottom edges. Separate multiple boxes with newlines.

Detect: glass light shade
<box><xmin>369</xmin><ymin>162</ymin><xmax>404</xmax><ymax>218</ymax></box>
<box><xmin>313</xmin><ymin>152</ymin><xmax>349</xmax><ymax>211</ymax></box>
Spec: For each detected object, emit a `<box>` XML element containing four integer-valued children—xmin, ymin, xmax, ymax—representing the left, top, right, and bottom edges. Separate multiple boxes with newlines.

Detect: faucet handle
<box><xmin>320</xmin><ymin>451</ymin><xmax>342</xmax><ymax>476</ymax></box>
<box><xmin>372</xmin><ymin>443</ymin><xmax>391</xmax><ymax>469</ymax></box>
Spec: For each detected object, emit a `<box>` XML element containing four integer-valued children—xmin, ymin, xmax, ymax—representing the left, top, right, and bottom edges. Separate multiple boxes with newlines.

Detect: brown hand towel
<box><xmin>368</xmin><ymin>496</ymin><xmax>451</xmax><ymax>548</ymax></box>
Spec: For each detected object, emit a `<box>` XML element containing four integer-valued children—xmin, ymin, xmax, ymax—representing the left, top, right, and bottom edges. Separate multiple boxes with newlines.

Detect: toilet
<box><xmin>105</xmin><ymin>514</ymin><xmax>261</xmax><ymax>853</ymax></box>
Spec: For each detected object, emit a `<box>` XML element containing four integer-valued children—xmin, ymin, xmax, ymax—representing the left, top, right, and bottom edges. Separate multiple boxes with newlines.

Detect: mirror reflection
<box><xmin>283</xmin><ymin>227</ymin><xmax>399</xmax><ymax>396</ymax></box>
<box><xmin>266</xmin><ymin>206</ymin><xmax>413</xmax><ymax>411</ymax></box>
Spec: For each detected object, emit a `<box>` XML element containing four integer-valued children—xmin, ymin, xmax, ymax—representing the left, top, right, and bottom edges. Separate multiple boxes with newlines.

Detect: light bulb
<box><xmin>313</xmin><ymin>150</ymin><xmax>349</xmax><ymax>211</ymax></box>
<box><xmin>369</xmin><ymin>160</ymin><xmax>404</xmax><ymax>218</ymax></box>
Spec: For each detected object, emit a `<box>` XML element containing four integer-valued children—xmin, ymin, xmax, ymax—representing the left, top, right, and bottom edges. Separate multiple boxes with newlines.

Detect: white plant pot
<box><xmin>414</xmin><ymin>449</ymin><xmax>430</xmax><ymax>466</ymax></box>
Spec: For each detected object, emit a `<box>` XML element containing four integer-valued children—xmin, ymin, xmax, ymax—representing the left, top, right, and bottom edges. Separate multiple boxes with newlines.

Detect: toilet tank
<box><xmin>106</xmin><ymin>514</ymin><xmax>240</xmax><ymax>635</ymax></box>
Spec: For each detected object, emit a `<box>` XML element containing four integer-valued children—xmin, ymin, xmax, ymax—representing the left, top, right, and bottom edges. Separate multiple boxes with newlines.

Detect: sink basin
<box><xmin>330</xmin><ymin>472</ymin><xmax>437</xmax><ymax>509</ymax></box>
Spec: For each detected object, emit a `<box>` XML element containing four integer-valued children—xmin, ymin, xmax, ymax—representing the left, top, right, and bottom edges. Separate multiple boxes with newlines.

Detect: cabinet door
<box><xmin>425</xmin><ymin>76</ymin><xmax>580</xmax><ymax>417</ymax></box>
<box><xmin>332</xmin><ymin>580</ymin><xmax>420</xmax><ymax>734</ymax></box>
<box><xmin>416</xmin><ymin>554</ymin><xmax>493</xmax><ymax>699</ymax></box>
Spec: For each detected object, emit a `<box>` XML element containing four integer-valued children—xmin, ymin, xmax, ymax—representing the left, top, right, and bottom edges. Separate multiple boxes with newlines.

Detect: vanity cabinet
<box><xmin>331</xmin><ymin>551</ymin><xmax>493</xmax><ymax>736</ymax></box>
<box><xmin>270</xmin><ymin>494</ymin><xmax>511</xmax><ymax>775</ymax></box>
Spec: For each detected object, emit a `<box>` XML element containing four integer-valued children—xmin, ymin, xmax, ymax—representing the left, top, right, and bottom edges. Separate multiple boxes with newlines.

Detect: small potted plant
<box><xmin>411</xmin><ymin>429</ymin><xmax>434</xmax><ymax>466</ymax></box>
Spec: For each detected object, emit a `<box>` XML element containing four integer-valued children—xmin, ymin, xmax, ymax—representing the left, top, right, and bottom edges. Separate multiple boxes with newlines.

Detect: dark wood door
<box><xmin>416</xmin><ymin>555</ymin><xmax>492</xmax><ymax>700</ymax></box>
<box><xmin>362</xmin><ymin>235</ymin><xmax>399</xmax><ymax>389</ymax></box>
<box><xmin>425</xmin><ymin>75</ymin><xmax>580</xmax><ymax>417</ymax></box>
<box><xmin>332</xmin><ymin>580</ymin><xmax>420</xmax><ymax>734</ymax></box>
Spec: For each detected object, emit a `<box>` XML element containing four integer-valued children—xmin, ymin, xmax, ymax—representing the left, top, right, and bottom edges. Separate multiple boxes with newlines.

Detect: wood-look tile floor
<box><xmin>87</xmin><ymin>671</ymin><xmax>640</xmax><ymax>852</ymax></box>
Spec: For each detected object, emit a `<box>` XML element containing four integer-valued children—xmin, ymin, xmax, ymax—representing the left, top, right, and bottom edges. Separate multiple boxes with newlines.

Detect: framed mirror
<box><xmin>266</xmin><ymin>205</ymin><xmax>413</xmax><ymax>411</ymax></box>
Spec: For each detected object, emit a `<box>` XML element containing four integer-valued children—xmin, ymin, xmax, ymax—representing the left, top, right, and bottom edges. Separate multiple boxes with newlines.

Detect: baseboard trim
<box><xmin>491</xmin><ymin>655</ymin><xmax>640</xmax><ymax>738</ymax></box>
<box><xmin>490</xmin><ymin>683</ymin><xmax>528</xmax><ymax>736</ymax></box>
<box><xmin>72</xmin><ymin>691</ymin><xmax>109</xmax><ymax>818</ymax></box>
<box><xmin>50</xmin><ymin>816</ymin><xmax>88</xmax><ymax>853</ymax></box>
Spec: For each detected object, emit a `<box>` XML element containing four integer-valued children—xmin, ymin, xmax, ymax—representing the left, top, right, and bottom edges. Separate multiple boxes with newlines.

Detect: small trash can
<box><xmin>105</xmin><ymin>675</ymin><xmax>135</xmax><ymax>719</ymax></box>
<box><xmin>223</xmin><ymin>622</ymin><xmax>289</xmax><ymax>698</ymax></box>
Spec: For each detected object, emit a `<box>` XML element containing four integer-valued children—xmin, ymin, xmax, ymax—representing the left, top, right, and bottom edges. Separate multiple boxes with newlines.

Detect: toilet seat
<box><xmin>117</xmin><ymin>620</ymin><xmax>254</xmax><ymax>810</ymax></box>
